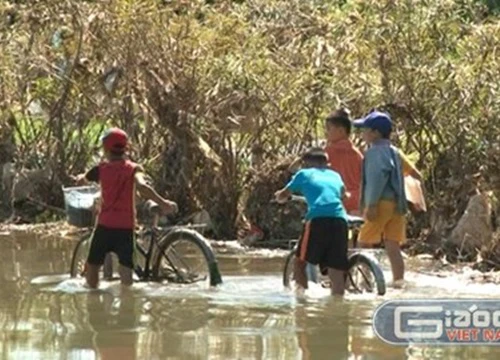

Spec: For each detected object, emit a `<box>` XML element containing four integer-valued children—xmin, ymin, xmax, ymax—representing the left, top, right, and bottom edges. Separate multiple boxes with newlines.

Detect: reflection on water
<box><xmin>2</xmin><ymin>232</ymin><xmax>500</xmax><ymax>359</ymax></box>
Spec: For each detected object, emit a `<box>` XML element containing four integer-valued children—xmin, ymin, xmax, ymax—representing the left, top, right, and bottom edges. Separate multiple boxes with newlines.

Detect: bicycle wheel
<box><xmin>152</xmin><ymin>228</ymin><xmax>222</xmax><ymax>287</ymax></box>
<box><xmin>283</xmin><ymin>249</ymin><xmax>321</xmax><ymax>288</ymax></box>
<box><xmin>70</xmin><ymin>236</ymin><xmax>91</xmax><ymax>278</ymax></box>
<box><xmin>346</xmin><ymin>252</ymin><xmax>386</xmax><ymax>296</ymax></box>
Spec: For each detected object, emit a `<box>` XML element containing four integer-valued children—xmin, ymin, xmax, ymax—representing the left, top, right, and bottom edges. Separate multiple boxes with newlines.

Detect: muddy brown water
<box><xmin>2</xmin><ymin>230</ymin><xmax>500</xmax><ymax>359</ymax></box>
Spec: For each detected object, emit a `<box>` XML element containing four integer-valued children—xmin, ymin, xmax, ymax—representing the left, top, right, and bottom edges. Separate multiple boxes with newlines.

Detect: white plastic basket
<box><xmin>62</xmin><ymin>185</ymin><xmax>101</xmax><ymax>228</ymax></box>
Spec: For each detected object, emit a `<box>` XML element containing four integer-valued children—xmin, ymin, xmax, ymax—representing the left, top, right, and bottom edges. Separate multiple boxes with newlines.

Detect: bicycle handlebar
<box><xmin>271</xmin><ymin>195</ymin><xmax>364</xmax><ymax>224</ymax></box>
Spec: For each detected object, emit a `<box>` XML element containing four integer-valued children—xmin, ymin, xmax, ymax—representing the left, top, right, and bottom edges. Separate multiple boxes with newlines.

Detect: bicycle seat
<box><xmin>346</xmin><ymin>214</ymin><xmax>364</xmax><ymax>226</ymax></box>
<box><xmin>145</xmin><ymin>200</ymin><xmax>161</xmax><ymax>215</ymax></box>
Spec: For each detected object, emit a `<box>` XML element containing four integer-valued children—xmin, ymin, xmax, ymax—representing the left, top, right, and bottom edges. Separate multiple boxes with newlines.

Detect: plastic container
<box><xmin>62</xmin><ymin>185</ymin><xmax>101</xmax><ymax>228</ymax></box>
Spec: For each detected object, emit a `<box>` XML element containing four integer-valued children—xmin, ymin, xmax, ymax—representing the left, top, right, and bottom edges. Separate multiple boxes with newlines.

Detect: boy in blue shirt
<box><xmin>353</xmin><ymin>111</ymin><xmax>407</xmax><ymax>287</ymax></box>
<box><xmin>275</xmin><ymin>148</ymin><xmax>349</xmax><ymax>296</ymax></box>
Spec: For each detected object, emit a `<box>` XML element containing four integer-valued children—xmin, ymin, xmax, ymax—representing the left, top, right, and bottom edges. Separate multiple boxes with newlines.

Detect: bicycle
<box><xmin>279</xmin><ymin>196</ymin><xmax>386</xmax><ymax>295</ymax></box>
<box><xmin>64</xmin><ymin>186</ymin><xmax>223</xmax><ymax>287</ymax></box>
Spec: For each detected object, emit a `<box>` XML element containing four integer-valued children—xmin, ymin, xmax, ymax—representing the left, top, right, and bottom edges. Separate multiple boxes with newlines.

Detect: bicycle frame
<box><xmin>134</xmin><ymin>223</ymin><xmax>210</xmax><ymax>281</ymax></box>
<box><xmin>286</xmin><ymin>217</ymin><xmax>365</xmax><ymax>283</ymax></box>
<box><xmin>131</xmin><ymin>205</ymin><xmax>179</xmax><ymax>280</ymax></box>
<box><xmin>133</xmin><ymin>227</ymin><xmax>158</xmax><ymax>279</ymax></box>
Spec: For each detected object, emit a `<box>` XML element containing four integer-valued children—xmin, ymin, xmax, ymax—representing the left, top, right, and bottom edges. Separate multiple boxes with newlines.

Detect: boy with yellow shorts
<box><xmin>353</xmin><ymin>111</ymin><xmax>408</xmax><ymax>288</ymax></box>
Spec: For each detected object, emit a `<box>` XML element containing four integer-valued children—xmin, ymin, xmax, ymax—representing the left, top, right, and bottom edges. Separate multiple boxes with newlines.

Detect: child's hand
<box><xmin>71</xmin><ymin>173</ymin><xmax>87</xmax><ymax>185</ymax></box>
<box><xmin>274</xmin><ymin>190</ymin><xmax>289</xmax><ymax>204</ymax></box>
<box><xmin>161</xmin><ymin>200</ymin><xmax>178</xmax><ymax>215</ymax></box>
<box><xmin>365</xmin><ymin>206</ymin><xmax>378</xmax><ymax>222</ymax></box>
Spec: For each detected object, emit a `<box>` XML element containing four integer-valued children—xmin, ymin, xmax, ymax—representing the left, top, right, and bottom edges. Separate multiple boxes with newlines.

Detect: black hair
<box><xmin>302</xmin><ymin>147</ymin><xmax>328</xmax><ymax>166</ymax></box>
<box><xmin>109</xmin><ymin>145</ymin><xmax>125</xmax><ymax>157</ymax></box>
<box><xmin>325</xmin><ymin>108</ymin><xmax>351</xmax><ymax>135</ymax></box>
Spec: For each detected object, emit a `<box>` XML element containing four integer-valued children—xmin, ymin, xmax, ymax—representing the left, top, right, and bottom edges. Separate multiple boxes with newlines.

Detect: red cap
<box><xmin>102</xmin><ymin>128</ymin><xmax>128</xmax><ymax>152</ymax></box>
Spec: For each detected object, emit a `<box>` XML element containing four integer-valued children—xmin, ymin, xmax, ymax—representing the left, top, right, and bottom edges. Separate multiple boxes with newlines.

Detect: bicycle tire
<box><xmin>70</xmin><ymin>236</ymin><xmax>91</xmax><ymax>278</ymax></box>
<box><xmin>283</xmin><ymin>249</ymin><xmax>386</xmax><ymax>295</ymax></box>
<box><xmin>283</xmin><ymin>248</ymin><xmax>321</xmax><ymax>287</ymax></box>
<box><xmin>346</xmin><ymin>252</ymin><xmax>386</xmax><ymax>296</ymax></box>
<box><xmin>151</xmin><ymin>228</ymin><xmax>223</xmax><ymax>287</ymax></box>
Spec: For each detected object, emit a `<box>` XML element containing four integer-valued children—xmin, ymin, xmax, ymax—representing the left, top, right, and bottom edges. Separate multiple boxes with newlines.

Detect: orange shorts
<box><xmin>358</xmin><ymin>200</ymin><xmax>406</xmax><ymax>245</ymax></box>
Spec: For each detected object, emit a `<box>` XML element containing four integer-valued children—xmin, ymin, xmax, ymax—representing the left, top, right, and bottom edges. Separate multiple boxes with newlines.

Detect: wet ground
<box><xmin>2</xmin><ymin>228</ymin><xmax>500</xmax><ymax>359</ymax></box>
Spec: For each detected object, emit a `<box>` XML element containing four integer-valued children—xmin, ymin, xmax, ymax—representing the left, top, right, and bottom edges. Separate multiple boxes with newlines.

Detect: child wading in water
<box><xmin>353</xmin><ymin>111</ymin><xmax>408</xmax><ymax>288</ymax></box>
<box><xmin>275</xmin><ymin>148</ymin><xmax>349</xmax><ymax>296</ymax></box>
<box><xmin>324</xmin><ymin>109</ymin><xmax>364</xmax><ymax>216</ymax></box>
<box><xmin>76</xmin><ymin>128</ymin><xmax>177</xmax><ymax>288</ymax></box>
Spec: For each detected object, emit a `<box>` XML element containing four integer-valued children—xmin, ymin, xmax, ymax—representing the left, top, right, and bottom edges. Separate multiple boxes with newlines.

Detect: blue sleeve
<box><xmin>334</xmin><ymin>172</ymin><xmax>345</xmax><ymax>195</ymax></box>
<box><xmin>285</xmin><ymin>170</ymin><xmax>306</xmax><ymax>193</ymax></box>
<box><xmin>363</xmin><ymin>149</ymin><xmax>390</xmax><ymax>206</ymax></box>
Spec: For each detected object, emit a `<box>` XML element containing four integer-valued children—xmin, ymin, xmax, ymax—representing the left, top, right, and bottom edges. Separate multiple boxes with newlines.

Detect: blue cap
<box><xmin>353</xmin><ymin>111</ymin><xmax>393</xmax><ymax>137</ymax></box>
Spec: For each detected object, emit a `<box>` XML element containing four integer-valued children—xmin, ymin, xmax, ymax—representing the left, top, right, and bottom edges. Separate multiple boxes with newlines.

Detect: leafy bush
<box><xmin>0</xmin><ymin>0</ymin><xmax>499</xmax><ymax>241</ymax></box>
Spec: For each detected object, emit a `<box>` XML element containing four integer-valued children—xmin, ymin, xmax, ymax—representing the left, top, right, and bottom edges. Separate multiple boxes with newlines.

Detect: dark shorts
<box><xmin>87</xmin><ymin>225</ymin><xmax>135</xmax><ymax>269</ymax></box>
<box><xmin>296</xmin><ymin>217</ymin><xmax>349</xmax><ymax>271</ymax></box>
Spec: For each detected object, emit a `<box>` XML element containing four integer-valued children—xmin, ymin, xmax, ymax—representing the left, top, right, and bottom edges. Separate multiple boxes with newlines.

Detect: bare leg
<box><xmin>119</xmin><ymin>265</ymin><xmax>133</xmax><ymax>287</ymax></box>
<box><xmin>328</xmin><ymin>268</ymin><xmax>345</xmax><ymax>296</ymax></box>
<box><xmin>86</xmin><ymin>264</ymin><xmax>100</xmax><ymax>289</ymax></box>
<box><xmin>293</xmin><ymin>257</ymin><xmax>308</xmax><ymax>290</ymax></box>
<box><xmin>384</xmin><ymin>239</ymin><xmax>404</xmax><ymax>281</ymax></box>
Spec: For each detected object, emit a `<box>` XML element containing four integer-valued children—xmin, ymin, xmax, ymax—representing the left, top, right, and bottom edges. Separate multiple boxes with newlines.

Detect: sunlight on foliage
<box><xmin>0</xmin><ymin>0</ymin><xmax>499</xmax><ymax>239</ymax></box>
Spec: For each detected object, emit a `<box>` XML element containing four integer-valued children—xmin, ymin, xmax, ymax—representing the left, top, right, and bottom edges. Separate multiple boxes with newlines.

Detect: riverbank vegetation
<box><xmin>1</xmin><ymin>0</ymin><xmax>499</xmax><ymax>266</ymax></box>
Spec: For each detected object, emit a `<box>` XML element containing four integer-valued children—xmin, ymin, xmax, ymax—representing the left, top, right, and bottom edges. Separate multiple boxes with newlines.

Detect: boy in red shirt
<box><xmin>324</xmin><ymin>109</ymin><xmax>364</xmax><ymax>215</ymax></box>
<box><xmin>76</xmin><ymin>128</ymin><xmax>177</xmax><ymax>289</ymax></box>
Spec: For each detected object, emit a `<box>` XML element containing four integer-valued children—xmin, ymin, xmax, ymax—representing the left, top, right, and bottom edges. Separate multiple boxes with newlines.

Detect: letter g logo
<box><xmin>394</xmin><ymin>306</ymin><xmax>444</xmax><ymax>340</ymax></box>
<box><xmin>374</xmin><ymin>300</ymin><xmax>500</xmax><ymax>345</ymax></box>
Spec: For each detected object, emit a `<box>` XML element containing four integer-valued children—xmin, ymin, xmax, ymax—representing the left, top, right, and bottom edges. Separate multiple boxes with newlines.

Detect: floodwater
<box><xmin>2</xmin><ymin>231</ymin><xmax>500</xmax><ymax>360</ymax></box>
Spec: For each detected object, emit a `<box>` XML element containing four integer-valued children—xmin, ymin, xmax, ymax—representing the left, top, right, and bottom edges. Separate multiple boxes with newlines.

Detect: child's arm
<box><xmin>341</xmin><ymin>186</ymin><xmax>351</xmax><ymax>202</ymax></box>
<box><xmin>274</xmin><ymin>170</ymin><xmax>305</xmax><ymax>204</ymax></box>
<box><xmin>275</xmin><ymin>188</ymin><xmax>292</xmax><ymax>204</ymax></box>
<box><xmin>73</xmin><ymin>166</ymin><xmax>99</xmax><ymax>185</ymax></box>
<box><xmin>363</xmin><ymin>150</ymin><xmax>390</xmax><ymax>219</ymax></box>
<box><xmin>134</xmin><ymin>167</ymin><xmax>178</xmax><ymax>214</ymax></box>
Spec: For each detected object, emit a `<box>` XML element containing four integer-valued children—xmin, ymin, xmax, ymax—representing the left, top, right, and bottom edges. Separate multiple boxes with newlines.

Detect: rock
<box><xmin>12</xmin><ymin>166</ymin><xmax>52</xmax><ymax>202</ymax></box>
<box><xmin>192</xmin><ymin>209</ymin><xmax>212</xmax><ymax>229</ymax></box>
<box><xmin>243</xmin><ymin>158</ymin><xmax>305</xmax><ymax>242</ymax></box>
<box><xmin>1</xmin><ymin>163</ymin><xmax>16</xmax><ymax>214</ymax></box>
<box><xmin>1</xmin><ymin>164</ymin><xmax>55</xmax><ymax>222</ymax></box>
<box><xmin>447</xmin><ymin>191</ymin><xmax>493</xmax><ymax>254</ymax></box>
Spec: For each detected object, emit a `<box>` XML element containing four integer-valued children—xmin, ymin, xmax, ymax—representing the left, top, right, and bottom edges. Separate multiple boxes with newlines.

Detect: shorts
<box><xmin>358</xmin><ymin>200</ymin><xmax>406</xmax><ymax>245</ymax></box>
<box><xmin>87</xmin><ymin>225</ymin><xmax>135</xmax><ymax>269</ymax></box>
<box><xmin>296</xmin><ymin>217</ymin><xmax>349</xmax><ymax>271</ymax></box>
